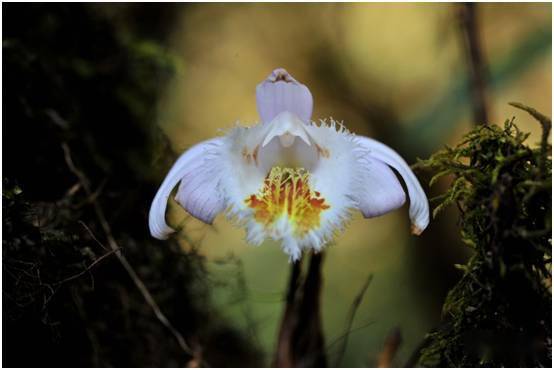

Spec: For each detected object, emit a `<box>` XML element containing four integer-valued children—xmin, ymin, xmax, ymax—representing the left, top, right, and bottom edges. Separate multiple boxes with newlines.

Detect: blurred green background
<box><xmin>155</xmin><ymin>3</ymin><xmax>551</xmax><ymax>367</ymax></box>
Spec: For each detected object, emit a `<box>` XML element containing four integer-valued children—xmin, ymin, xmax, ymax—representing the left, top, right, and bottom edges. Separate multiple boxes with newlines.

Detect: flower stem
<box><xmin>273</xmin><ymin>252</ymin><xmax>326</xmax><ymax>367</ymax></box>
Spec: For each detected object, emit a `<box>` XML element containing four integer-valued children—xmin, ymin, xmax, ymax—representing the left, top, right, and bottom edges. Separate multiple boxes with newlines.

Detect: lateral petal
<box><xmin>354</xmin><ymin>136</ymin><xmax>430</xmax><ymax>234</ymax></box>
<box><xmin>149</xmin><ymin>138</ymin><xmax>226</xmax><ymax>240</ymax></box>
<box><xmin>353</xmin><ymin>156</ymin><xmax>407</xmax><ymax>218</ymax></box>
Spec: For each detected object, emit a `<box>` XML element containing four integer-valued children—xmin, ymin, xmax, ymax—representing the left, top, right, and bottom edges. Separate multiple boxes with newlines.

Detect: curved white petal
<box><xmin>256</xmin><ymin>68</ymin><xmax>313</xmax><ymax>123</ymax></box>
<box><xmin>149</xmin><ymin>138</ymin><xmax>226</xmax><ymax>240</ymax></box>
<box><xmin>353</xmin><ymin>156</ymin><xmax>406</xmax><ymax>218</ymax></box>
<box><xmin>354</xmin><ymin>136</ymin><xmax>430</xmax><ymax>234</ymax></box>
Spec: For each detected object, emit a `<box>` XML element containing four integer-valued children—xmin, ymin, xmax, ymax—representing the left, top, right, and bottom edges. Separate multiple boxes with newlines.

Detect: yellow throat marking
<box><xmin>245</xmin><ymin>167</ymin><xmax>330</xmax><ymax>237</ymax></box>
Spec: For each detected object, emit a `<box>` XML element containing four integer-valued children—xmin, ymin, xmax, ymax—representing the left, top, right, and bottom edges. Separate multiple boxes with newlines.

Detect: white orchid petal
<box><xmin>148</xmin><ymin>138</ymin><xmax>225</xmax><ymax>239</ymax></box>
<box><xmin>354</xmin><ymin>136</ymin><xmax>430</xmax><ymax>234</ymax></box>
<box><xmin>354</xmin><ymin>156</ymin><xmax>407</xmax><ymax>218</ymax></box>
<box><xmin>256</xmin><ymin>68</ymin><xmax>313</xmax><ymax>123</ymax></box>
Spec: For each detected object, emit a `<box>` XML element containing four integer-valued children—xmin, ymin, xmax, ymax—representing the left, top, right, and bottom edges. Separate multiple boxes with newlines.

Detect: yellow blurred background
<box><xmin>154</xmin><ymin>3</ymin><xmax>551</xmax><ymax>366</ymax></box>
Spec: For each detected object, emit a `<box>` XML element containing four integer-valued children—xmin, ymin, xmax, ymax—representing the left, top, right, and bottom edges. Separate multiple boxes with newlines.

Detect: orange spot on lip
<box><xmin>242</xmin><ymin>145</ymin><xmax>260</xmax><ymax>166</ymax></box>
<box><xmin>245</xmin><ymin>167</ymin><xmax>330</xmax><ymax>237</ymax></box>
<box><xmin>252</xmin><ymin>145</ymin><xmax>259</xmax><ymax>166</ymax></box>
<box><xmin>315</xmin><ymin>143</ymin><xmax>330</xmax><ymax>158</ymax></box>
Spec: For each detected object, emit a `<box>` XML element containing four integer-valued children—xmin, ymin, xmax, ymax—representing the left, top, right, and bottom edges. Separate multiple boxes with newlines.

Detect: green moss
<box><xmin>413</xmin><ymin>104</ymin><xmax>551</xmax><ymax>367</ymax></box>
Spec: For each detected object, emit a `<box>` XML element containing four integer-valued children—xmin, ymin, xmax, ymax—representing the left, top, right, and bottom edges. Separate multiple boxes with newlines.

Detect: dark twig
<box><xmin>79</xmin><ymin>220</ymin><xmax>110</xmax><ymax>251</ymax></box>
<box><xmin>286</xmin><ymin>259</ymin><xmax>302</xmax><ymax>305</ymax></box>
<box><xmin>297</xmin><ymin>252</ymin><xmax>326</xmax><ymax>367</ymax></box>
<box><xmin>334</xmin><ymin>273</ymin><xmax>373</xmax><ymax>367</ymax></box>
<box><xmin>325</xmin><ymin>319</ymin><xmax>376</xmax><ymax>354</ymax></box>
<box><xmin>61</xmin><ymin>142</ymin><xmax>199</xmax><ymax>363</ymax></box>
<box><xmin>459</xmin><ymin>2</ymin><xmax>490</xmax><ymax>125</ymax></box>
<box><xmin>273</xmin><ymin>258</ymin><xmax>302</xmax><ymax>367</ymax></box>
<box><xmin>73</xmin><ymin>178</ymin><xmax>107</xmax><ymax>209</ymax></box>
<box><xmin>377</xmin><ymin>328</ymin><xmax>402</xmax><ymax>368</ymax></box>
<box><xmin>55</xmin><ymin>247</ymin><xmax>121</xmax><ymax>286</ymax></box>
<box><xmin>273</xmin><ymin>252</ymin><xmax>327</xmax><ymax>367</ymax></box>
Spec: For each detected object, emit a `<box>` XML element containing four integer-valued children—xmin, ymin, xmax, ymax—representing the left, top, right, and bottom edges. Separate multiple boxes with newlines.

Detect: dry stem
<box><xmin>62</xmin><ymin>142</ymin><xmax>199</xmax><ymax>364</ymax></box>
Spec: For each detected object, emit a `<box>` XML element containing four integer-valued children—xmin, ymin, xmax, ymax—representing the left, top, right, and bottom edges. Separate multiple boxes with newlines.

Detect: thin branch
<box><xmin>55</xmin><ymin>247</ymin><xmax>121</xmax><ymax>286</ymax></box>
<box><xmin>325</xmin><ymin>319</ymin><xmax>376</xmax><ymax>353</ymax></box>
<box><xmin>459</xmin><ymin>2</ymin><xmax>490</xmax><ymax>125</ymax></box>
<box><xmin>79</xmin><ymin>220</ymin><xmax>110</xmax><ymax>251</ymax></box>
<box><xmin>509</xmin><ymin>102</ymin><xmax>552</xmax><ymax>174</ymax></box>
<box><xmin>73</xmin><ymin>178</ymin><xmax>107</xmax><ymax>209</ymax></box>
<box><xmin>334</xmin><ymin>273</ymin><xmax>374</xmax><ymax>367</ymax></box>
<box><xmin>509</xmin><ymin>102</ymin><xmax>552</xmax><ymax>128</ymax></box>
<box><xmin>61</xmin><ymin>142</ymin><xmax>198</xmax><ymax>362</ymax></box>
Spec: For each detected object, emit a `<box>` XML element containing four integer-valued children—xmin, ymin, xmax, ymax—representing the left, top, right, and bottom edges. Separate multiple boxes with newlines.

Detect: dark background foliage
<box><xmin>3</xmin><ymin>4</ymin><xmax>261</xmax><ymax>367</ymax></box>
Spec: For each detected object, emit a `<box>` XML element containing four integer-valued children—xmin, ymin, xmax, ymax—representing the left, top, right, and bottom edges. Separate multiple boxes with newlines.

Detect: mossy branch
<box><xmin>413</xmin><ymin>104</ymin><xmax>552</xmax><ymax>367</ymax></box>
<box><xmin>509</xmin><ymin>102</ymin><xmax>552</xmax><ymax>175</ymax></box>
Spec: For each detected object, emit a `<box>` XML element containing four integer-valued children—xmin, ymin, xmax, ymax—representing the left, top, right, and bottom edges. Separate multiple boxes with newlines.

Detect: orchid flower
<box><xmin>149</xmin><ymin>68</ymin><xmax>429</xmax><ymax>261</ymax></box>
